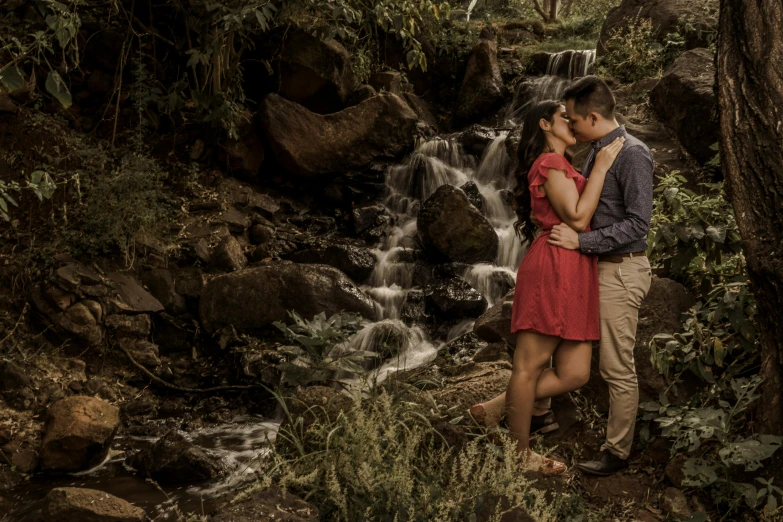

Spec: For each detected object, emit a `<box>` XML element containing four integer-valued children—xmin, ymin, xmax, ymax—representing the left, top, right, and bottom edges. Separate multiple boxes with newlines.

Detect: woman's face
<box><xmin>544</xmin><ymin>105</ymin><xmax>577</xmax><ymax>148</ymax></box>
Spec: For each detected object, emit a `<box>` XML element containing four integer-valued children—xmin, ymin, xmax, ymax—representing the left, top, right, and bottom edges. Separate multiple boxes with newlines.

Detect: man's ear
<box><xmin>589</xmin><ymin>112</ymin><xmax>599</xmax><ymax>126</ymax></box>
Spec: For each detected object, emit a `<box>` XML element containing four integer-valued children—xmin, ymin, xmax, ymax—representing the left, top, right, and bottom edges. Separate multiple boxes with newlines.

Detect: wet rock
<box><xmin>223</xmin><ymin>112</ymin><xmax>265</xmax><ymax>177</ymax></box>
<box><xmin>458</xmin><ymin>124</ymin><xmax>500</xmax><ymax>157</ymax></box>
<box><xmin>352</xmin><ymin>205</ymin><xmax>391</xmax><ymax>235</ymax></box>
<box><xmin>473</xmin><ymin>290</ymin><xmax>515</xmax><ymax>346</ymax></box>
<box><xmin>288</xmin><ymin>243</ymin><xmax>376</xmax><ymax>283</ymax></box>
<box><xmin>259</xmin><ymin>92</ymin><xmax>420</xmax><ymax>178</ymax></box>
<box><xmin>650</xmin><ymin>48</ymin><xmax>717</xmax><ymax>164</ymax></box>
<box><xmin>635</xmin><ymin>277</ymin><xmax>696</xmax><ymax>401</ymax></box>
<box><xmin>106</xmin><ymin>273</ymin><xmax>164</xmax><ymax>314</ymax></box>
<box><xmin>128</xmin><ymin>429</ymin><xmax>223</xmax><ymax>484</ymax></box>
<box><xmin>426</xmin><ymin>275</ymin><xmax>488</xmax><ymax>320</ymax></box>
<box><xmin>117</xmin><ymin>338</ymin><xmax>161</xmax><ymax>368</ymax></box>
<box><xmin>454</xmin><ymin>27</ymin><xmax>506</xmax><ymax>125</ymax></box>
<box><xmin>248</xmin><ymin>192</ymin><xmax>281</xmax><ymax>218</ymax></box>
<box><xmin>105</xmin><ymin>314</ymin><xmax>151</xmax><ymax>338</ymax></box>
<box><xmin>139</xmin><ymin>269</ymin><xmax>186</xmax><ymax>316</ymax></box>
<box><xmin>400</xmin><ymin>289</ymin><xmax>428</xmax><ymax>324</ymax></box>
<box><xmin>598</xmin><ymin>0</ymin><xmax>718</xmax><ymax>56</ymax></box>
<box><xmin>212</xmin><ymin>486</ymin><xmax>319</xmax><ymax>522</ymax></box>
<box><xmin>661</xmin><ymin>487</ymin><xmax>692</xmax><ymax>520</ymax></box>
<box><xmin>212</xmin><ymin>235</ymin><xmax>248</xmax><ymax>272</ymax></box>
<box><xmin>459</xmin><ymin>181</ymin><xmax>484</xmax><ymax>212</ymax></box>
<box><xmin>40</xmin><ymin>396</ymin><xmax>120</xmax><ymax>472</ymax></box>
<box><xmin>199</xmin><ymin>263</ymin><xmax>376</xmax><ymax>332</ymax></box>
<box><xmin>277</xmin><ymin>29</ymin><xmax>356</xmax><ymax>114</ymax></box>
<box><xmin>417</xmin><ymin>184</ymin><xmax>498</xmax><ymax>264</ymax></box>
<box><xmin>43</xmin><ymin>487</ymin><xmax>146</xmax><ymax>522</ymax></box>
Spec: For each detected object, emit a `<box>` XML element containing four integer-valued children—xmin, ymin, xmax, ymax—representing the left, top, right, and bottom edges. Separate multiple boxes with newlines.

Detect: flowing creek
<box><xmin>4</xmin><ymin>48</ymin><xmax>596</xmax><ymax>521</ymax></box>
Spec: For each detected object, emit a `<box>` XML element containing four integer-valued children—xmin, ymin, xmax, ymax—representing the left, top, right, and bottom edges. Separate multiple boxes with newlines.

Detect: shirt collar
<box><xmin>592</xmin><ymin>125</ymin><xmax>627</xmax><ymax>150</ymax></box>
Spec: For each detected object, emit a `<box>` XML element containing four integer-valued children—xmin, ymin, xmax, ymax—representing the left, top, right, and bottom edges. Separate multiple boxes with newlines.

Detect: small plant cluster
<box><xmin>641</xmin><ymin>377</ymin><xmax>783</xmax><ymax>515</ymax></box>
<box><xmin>0</xmin><ymin>171</ymin><xmax>56</xmax><ymax>222</ymax></box>
<box><xmin>595</xmin><ymin>17</ymin><xmax>685</xmax><ymax>83</ymax></box>
<box><xmin>272</xmin><ymin>310</ymin><xmax>369</xmax><ymax>388</ymax></box>
<box><xmin>255</xmin><ymin>388</ymin><xmax>562</xmax><ymax>522</ymax></box>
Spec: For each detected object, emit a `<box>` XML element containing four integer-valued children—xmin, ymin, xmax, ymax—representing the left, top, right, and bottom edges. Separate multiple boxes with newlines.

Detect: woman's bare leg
<box><xmin>506</xmin><ymin>332</ymin><xmax>560</xmax><ymax>454</ymax></box>
<box><xmin>472</xmin><ymin>341</ymin><xmax>592</xmax><ymax>425</ymax></box>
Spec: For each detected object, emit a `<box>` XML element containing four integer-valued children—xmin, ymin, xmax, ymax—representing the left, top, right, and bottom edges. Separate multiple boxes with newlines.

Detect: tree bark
<box><xmin>532</xmin><ymin>0</ymin><xmax>550</xmax><ymax>22</ymax></box>
<box><xmin>717</xmin><ymin>0</ymin><xmax>783</xmax><ymax>433</ymax></box>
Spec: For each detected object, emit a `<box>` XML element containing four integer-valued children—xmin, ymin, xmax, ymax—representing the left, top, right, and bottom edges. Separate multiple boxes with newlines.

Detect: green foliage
<box><xmin>72</xmin><ymin>151</ymin><xmax>171</xmax><ymax>262</ymax></box>
<box><xmin>0</xmin><ymin>0</ymin><xmax>82</xmax><ymax>108</ymax></box>
<box><xmin>0</xmin><ymin>171</ymin><xmax>57</xmax><ymax>222</ymax></box>
<box><xmin>257</xmin><ymin>388</ymin><xmax>559</xmax><ymax>522</ymax></box>
<box><xmin>555</xmin><ymin>0</ymin><xmax>621</xmax><ymax>40</ymax></box>
<box><xmin>272</xmin><ymin>310</ymin><xmax>371</xmax><ymax>388</ymax></box>
<box><xmin>595</xmin><ymin>17</ymin><xmax>685</xmax><ymax>83</ymax></box>
<box><xmin>641</xmin><ymin>377</ymin><xmax>783</xmax><ymax>515</ymax></box>
<box><xmin>648</xmin><ymin>171</ymin><xmax>743</xmax><ymax>288</ymax></box>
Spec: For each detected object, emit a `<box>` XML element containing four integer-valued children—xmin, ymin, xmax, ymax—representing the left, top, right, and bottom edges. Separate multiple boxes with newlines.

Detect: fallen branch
<box><xmin>115</xmin><ymin>342</ymin><xmax>263</xmax><ymax>393</ymax></box>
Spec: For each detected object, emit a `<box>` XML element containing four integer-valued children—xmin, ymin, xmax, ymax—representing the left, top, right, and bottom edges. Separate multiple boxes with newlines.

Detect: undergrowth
<box><xmin>245</xmin><ymin>386</ymin><xmax>571</xmax><ymax>521</ymax></box>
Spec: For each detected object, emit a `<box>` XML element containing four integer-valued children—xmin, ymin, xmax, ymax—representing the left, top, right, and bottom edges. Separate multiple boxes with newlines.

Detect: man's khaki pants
<box><xmin>598</xmin><ymin>255</ymin><xmax>652</xmax><ymax>459</ymax></box>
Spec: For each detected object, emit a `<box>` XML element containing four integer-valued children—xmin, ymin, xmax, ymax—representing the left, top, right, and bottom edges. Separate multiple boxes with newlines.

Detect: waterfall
<box><xmin>506</xmin><ymin>48</ymin><xmax>597</xmax><ymax>124</ymax></box>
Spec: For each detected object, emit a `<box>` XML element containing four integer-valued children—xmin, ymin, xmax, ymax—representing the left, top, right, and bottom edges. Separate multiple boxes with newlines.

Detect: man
<box><xmin>548</xmin><ymin>76</ymin><xmax>654</xmax><ymax>476</ymax></box>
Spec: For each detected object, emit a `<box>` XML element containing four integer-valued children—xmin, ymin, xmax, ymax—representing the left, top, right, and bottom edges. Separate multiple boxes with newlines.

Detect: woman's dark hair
<box><xmin>513</xmin><ymin>100</ymin><xmax>561</xmax><ymax>245</ymax></box>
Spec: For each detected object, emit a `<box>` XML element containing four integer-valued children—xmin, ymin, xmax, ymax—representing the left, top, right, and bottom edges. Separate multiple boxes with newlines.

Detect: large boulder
<box><xmin>598</xmin><ymin>0</ymin><xmax>718</xmax><ymax>56</ymax></box>
<box><xmin>276</xmin><ymin>30</ymin><xmax>355</xmax><ymax>114</ymax></box>
<box><xmin>128</xmin><ymin>429</ymin><xmax>223</xmax><ymax>484</ymax></box>
<box><xmin>417</xmin><ymin>184</ymin><xmax>498</xmax><ymax>264</ymax></box>
<box><xmin>425</xmin><ymin>275</ymin><xmax>488</xmax><ymax>320</ymax></box>
<box><xmin>40</xmin><ymin>396</ymin><xmax>120</xmax><ymax>472</ymax></box>
<box><xmin>199</xmin><ymin>263</ymin><xmax>376</xmax><ymax>332</ymax></box>
<box><xmin>649</xmin><ymin>48</ymin><xmax>717</xmax><ymax>164</ymax></box>
<box><xmin>454</xmin><ymin>27</ymin><xmax>506</xmax><ymax>124</ymax></box>
<box><xmin>43</xmin><ymin>487</ymin><xmax>146</xmax><ymax>522</ymax></box>
<box><xmin>259</xmin><ymin>92</ymin><xmax>420</xmax><ymax>178</ymax></box>
<box><xmin>288</xmin><ymin>243</ymin><xmax>376</xmax><ymax>283</ymax></box>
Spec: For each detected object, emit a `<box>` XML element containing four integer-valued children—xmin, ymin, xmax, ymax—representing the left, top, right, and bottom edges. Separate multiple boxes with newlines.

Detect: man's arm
<box><xmin>578</xmin><ymin>146</ymin><xmax>654</xmax><ymax>254</ymax></box>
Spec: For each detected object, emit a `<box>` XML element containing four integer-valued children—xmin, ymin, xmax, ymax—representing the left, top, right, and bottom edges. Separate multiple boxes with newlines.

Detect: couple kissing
<box><xmin>469</xmin><ymin>76</ymin><xmax>654</xmax><ymax>476</ymax></box>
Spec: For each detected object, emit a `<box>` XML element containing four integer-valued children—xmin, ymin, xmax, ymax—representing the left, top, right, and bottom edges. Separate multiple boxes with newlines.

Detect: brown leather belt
<box><xmin>597</xmin><ymin>251</ymin><xmax>647</xmax><ymax>263</ymax></box>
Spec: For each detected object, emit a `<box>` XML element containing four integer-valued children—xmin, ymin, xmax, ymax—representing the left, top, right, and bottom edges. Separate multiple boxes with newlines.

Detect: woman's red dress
<box><xmin>510</xmin><ymin>152</ymin><xmax>600</xmax><ymax>341</ymax></box>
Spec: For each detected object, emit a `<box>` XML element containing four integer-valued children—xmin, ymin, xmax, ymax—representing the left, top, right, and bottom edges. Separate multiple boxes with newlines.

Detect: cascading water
<box><xmin>506</xmin><ymin>48</ymin><xmax>597</xmax><ymax>123</ymax></box>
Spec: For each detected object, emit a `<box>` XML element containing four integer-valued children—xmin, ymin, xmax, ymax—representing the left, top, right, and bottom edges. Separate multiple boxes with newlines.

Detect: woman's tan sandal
<box><xmin>468</xmin><ymin>403</ymin><xmax>501</xmax><ymax>428</ymax></box>
<box><xmin>523</xmin><ymin>452</ymin><xmax>567</xmax><ymax>476</ymax></box>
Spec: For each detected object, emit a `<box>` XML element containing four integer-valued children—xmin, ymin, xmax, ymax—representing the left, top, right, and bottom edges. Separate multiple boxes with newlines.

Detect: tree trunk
<box><xmin>717</xmin><ymin>0</ymin><xmax>783</xmax><ymax>433</ymax></box>
<box><xmin>548</xmin><ymin>0</ymin><xmax>560</xmax><ymax>21</ymax></box>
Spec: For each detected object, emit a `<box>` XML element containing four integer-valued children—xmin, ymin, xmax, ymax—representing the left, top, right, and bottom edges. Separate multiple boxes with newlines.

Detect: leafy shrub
<box><xmin>71</xmin><ymin>151</ymin><xmax>171</xmax><ymax>262</ymax></box>
<box><xmin>640</xmin><ymin>377</ymin><xmax>783</xmax><ymax>515</ymax></box>
<box><xmin>255</xmin><ymin>389</ymin><xmax>561</xmax><ymax>522</ymax></box>
<box><xmin>273</xmin><ymin>310</ymin><xmax>370</xmax><ymax>388</ymax></box>
<box><xmin>595</xmin><ymin>17</ymin><xmax>684</xmax><ymax>83</ymax></box>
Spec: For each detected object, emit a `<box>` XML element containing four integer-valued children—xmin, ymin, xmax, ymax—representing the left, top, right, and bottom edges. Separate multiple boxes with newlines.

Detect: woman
<box><xmin>470</xmin><ymin>100</ymin><xmax>623</xmax><ymax>474</ymax></box>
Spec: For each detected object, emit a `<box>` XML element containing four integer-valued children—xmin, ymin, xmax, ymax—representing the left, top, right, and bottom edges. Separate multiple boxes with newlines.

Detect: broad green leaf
<box><xmin>45</xmin><ymin>70</ymin><xmax>72</xmax><ymax>109</ymax></box>
<box><xmin>0</xmin><ymin>66</ymin><xmax>24</xmax><ymax>92</ymax></box>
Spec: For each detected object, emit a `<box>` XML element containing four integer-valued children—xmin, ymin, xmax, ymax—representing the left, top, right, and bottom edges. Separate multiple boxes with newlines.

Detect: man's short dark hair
<box><xmin>562</xmin><ymin>76</ymin><xmax>616</xmax><ymax>119</ymax></box>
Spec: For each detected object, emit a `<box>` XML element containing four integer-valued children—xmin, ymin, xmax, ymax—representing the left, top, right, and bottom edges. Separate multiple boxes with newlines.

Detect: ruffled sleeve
<box><xmin>528</xmin><ymin>153</ymin><xmax>576</xmax><ymax>199</ymax></box>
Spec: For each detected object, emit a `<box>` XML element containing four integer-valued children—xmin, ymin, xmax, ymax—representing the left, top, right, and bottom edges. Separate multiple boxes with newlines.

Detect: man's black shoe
<box><xmin>530</xmin><ymin>411</ymin><xmax>559</xmax><ymax>434</ymax></box>
<box><xmin>576</xmin><ymin>450</ymin><xmax>628</xmax><ymax>476</ymax></box>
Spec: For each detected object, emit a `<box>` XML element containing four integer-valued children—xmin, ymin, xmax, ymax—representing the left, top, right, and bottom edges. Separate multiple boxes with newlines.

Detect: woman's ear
<box><xmin>539</xmin><ymin>118</ymin><xmax>551</xmax><ymax>132</ymax></box>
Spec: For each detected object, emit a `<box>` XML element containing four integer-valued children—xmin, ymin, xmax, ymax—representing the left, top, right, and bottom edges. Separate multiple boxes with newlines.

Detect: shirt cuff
<box><xmin>578</xmin><ymin>230</ymin><xmax>599</xmax><ymax>254</ymax></box>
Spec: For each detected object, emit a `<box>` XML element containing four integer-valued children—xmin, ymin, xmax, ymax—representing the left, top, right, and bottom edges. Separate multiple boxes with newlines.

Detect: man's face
<box><xmin>565</xmin><ymin>99</ymin><xmax>597</xmax><ymax>143</ymax></box>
